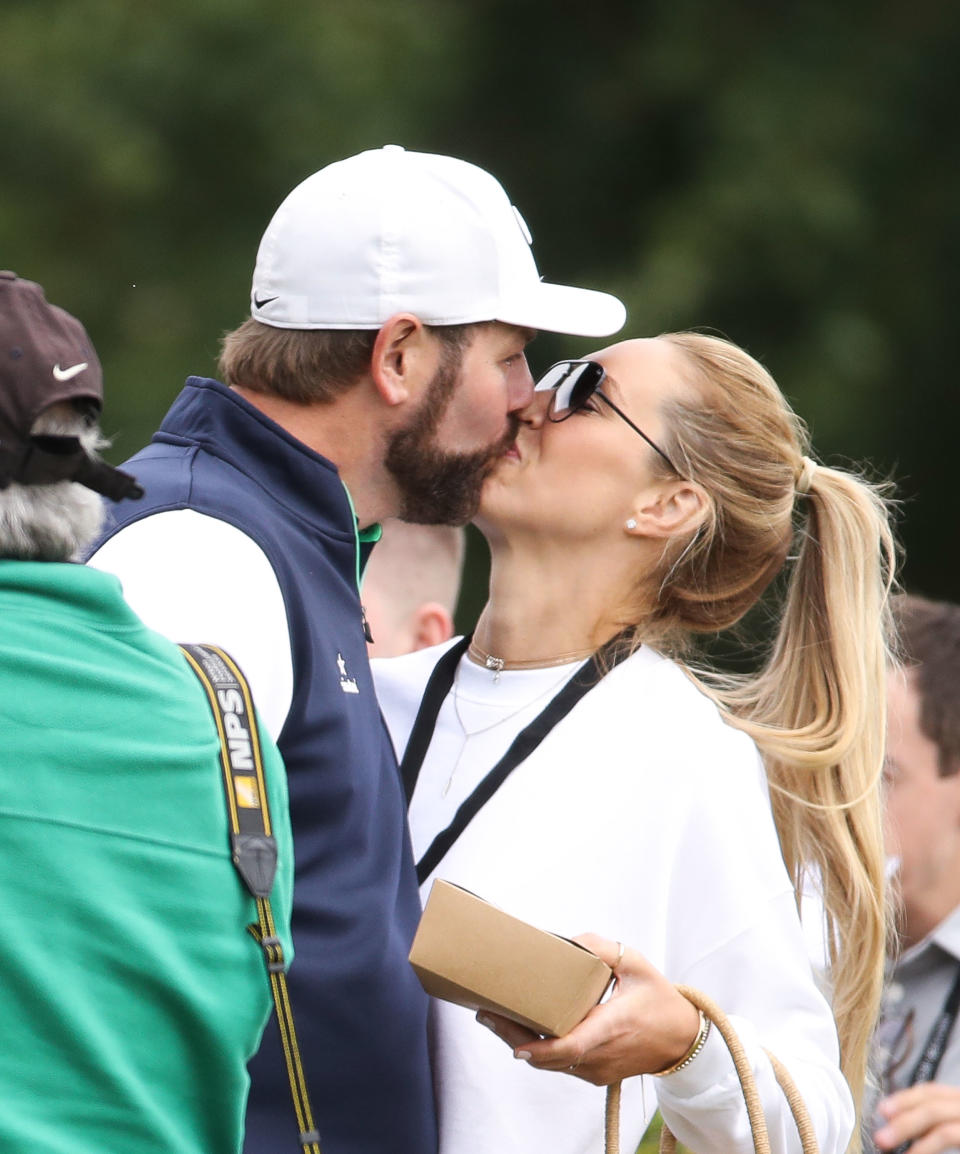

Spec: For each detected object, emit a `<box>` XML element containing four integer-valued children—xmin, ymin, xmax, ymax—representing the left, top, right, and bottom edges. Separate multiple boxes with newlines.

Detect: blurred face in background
<box><xmin>884</xmin><ymin>666</ymin><xmax>960</xmax><ymax>944</ymax></box>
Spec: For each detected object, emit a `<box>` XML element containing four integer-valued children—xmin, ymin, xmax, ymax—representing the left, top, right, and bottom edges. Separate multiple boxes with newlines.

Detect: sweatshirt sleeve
<box><xmin>653</xmin><ymin>724</ymin><xmax>854</xmax><ymax>1154</ymax></box>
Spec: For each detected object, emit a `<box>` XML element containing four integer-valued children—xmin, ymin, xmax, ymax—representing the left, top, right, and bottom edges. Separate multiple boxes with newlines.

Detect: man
<box><xmin>87</xmin><ymin>146</ymin><xmax>626</xmax><ymax>1154</ymax></box>
<box><xmin>870</xmin><ymin>593</ymin><xmax>960</xmax><ymax>1153</ymax></box>
<box><xmin>364</xmin><ymin>521</ymin><xmax>466</xmax><ymax>657</ymax></box>
<box><xmin>0</xmin><ymin>272</ymin><xmax>294</xmax><ymax>1154</ymax></box>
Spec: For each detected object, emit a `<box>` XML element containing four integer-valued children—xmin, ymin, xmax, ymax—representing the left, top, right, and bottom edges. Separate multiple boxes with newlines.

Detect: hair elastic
<box><xmin>796</xmin><ymin>456</ymin><xmax>817</xmax><ymax>496</ymax></box>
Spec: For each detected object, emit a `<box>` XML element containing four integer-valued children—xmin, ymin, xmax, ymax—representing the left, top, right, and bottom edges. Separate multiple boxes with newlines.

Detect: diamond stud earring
<box><xmin>625</xmin><ymin>518</ymin><xmax>638</xmax><ymax>531</ymax></box>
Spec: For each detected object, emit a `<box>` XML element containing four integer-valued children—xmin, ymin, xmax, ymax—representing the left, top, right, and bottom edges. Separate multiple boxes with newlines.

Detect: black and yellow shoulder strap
<box><xmin>179</xmin><ymin>642</ymin><xmax>322</xmax><ymax>1154</ymax></box>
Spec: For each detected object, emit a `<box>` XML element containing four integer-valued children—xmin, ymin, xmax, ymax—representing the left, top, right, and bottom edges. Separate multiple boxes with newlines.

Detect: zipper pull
<box><xmin>361</xmin><ymin>604</ymin><xmax>373</xmax><ymax>644</ymax></box>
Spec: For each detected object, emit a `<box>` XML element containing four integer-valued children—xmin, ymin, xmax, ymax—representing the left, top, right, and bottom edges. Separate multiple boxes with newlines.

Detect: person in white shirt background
<box><xmin>364</xmin><ymin>521</ymin><xmax>466</xmax><ymax>658</ymax></box>
<box><xmin>374</xmin><ymin>333</ymin><xmax>896</xmax><ymax>1154</ymax></box>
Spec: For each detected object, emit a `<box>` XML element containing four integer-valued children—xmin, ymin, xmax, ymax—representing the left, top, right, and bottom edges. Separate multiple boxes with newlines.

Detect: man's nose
<box><xmin>516</xmin><ymin>387</ymin><xmax>549</xmax><ymax>428</ymax></box>
<box><xmin>508</xmin><ymin>357</ymin><xmax>536</xmax><ymax>412</ymax></box>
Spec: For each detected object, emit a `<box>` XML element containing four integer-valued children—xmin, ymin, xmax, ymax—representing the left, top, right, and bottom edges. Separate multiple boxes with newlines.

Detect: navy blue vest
<box><xmin>91</xmin><ymin>378</ymin><xmax>436</xmax><ymax>1154</ymax></box>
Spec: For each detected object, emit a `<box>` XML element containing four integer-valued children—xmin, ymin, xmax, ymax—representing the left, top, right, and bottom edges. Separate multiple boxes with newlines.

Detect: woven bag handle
<box><xmin>603</xmin><ymin>984</ymin><xmax>820</xmax><ymax>1154</ymax></box>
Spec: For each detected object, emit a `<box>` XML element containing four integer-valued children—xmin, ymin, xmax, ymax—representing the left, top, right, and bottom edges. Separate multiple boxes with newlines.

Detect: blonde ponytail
<box><xmin>717</xmin><ymin>464</ymin><xmax>896</xmax><ymax>1144</ymax></box>
<box><xmin>626</xmin><ymin>333</ymin><xmax>897</xmax><ymax>1150</ymax></box>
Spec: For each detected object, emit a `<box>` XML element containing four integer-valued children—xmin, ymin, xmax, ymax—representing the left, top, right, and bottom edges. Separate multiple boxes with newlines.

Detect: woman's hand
<box><xmin>476</xmin><ymin>933</ymin><xmax>700</xmax><ymax>1085</ymax></box>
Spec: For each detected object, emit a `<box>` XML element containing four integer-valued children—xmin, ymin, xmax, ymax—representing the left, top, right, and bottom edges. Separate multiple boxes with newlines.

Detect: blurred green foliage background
<box><xmin>3</xmin><ymin>0</ymin><xmax>959</xmax><ymax>628</ymax></box>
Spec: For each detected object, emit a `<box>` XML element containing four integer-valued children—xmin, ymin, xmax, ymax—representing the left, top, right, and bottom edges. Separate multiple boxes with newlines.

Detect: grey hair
<box><xmin>0</xmin><ymin>403</ymin><xmax>107</xmax><ymax>561</ymax></box>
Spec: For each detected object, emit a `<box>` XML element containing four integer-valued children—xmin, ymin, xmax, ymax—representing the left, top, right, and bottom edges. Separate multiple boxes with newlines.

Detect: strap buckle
<box><xmin>247</xmin><ymin>925</ymin><xmax>287</xmax><ymax>974</ymax></box>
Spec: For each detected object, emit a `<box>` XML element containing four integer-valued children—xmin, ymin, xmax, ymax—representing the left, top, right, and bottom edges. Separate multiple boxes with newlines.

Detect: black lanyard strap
<box><xmin>400</xmin><ymin>636</ymin><xmax>471</xmax><ymax>804</ymax></box>
<box><xmin>908</xmin><ymin>958</ymin><xmax>960</xmax><ymax>1087</ymax></box>
<box><xmin>402</xmin><ymin>633</ymin><xmax>632</xmax><ymax>885</ymax></box>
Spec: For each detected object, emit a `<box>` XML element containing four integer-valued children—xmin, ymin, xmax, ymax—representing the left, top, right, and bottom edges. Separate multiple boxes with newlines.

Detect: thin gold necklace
<box><xmin>467</xmin><ymin>639</ymin><xmax>595</xmax><ymax>682</ymax></box>
<box><xmin>443</xmin><ymin>663</ymin><xmax>577</xmax><ymax>797</ymax></box>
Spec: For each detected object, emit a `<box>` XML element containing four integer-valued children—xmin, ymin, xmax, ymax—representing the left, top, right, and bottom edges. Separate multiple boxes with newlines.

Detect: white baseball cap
<box><xmin>250</xmin><ymin>146</ymin><xmax>626</xmax><ymax>337</ymax></box>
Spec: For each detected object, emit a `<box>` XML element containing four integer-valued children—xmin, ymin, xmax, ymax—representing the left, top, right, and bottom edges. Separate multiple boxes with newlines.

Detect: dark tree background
<box><xmin>3</xmin><ymin>0</ymin><xmax>958</xmax><ymax>630</ymax></box>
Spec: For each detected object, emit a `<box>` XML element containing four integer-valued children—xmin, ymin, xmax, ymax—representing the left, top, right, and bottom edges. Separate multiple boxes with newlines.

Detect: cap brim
<box><xmin>496</xmin><ymin>281</ymin><xmax>627</xmax><ymax>338</ymax></box>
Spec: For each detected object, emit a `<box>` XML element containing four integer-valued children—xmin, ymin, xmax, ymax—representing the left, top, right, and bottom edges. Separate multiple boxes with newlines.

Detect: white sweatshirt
<box><xmin>374</xmin><ymin>640</ymin><xmax>854</xmax><ymax>1154</ymax></box>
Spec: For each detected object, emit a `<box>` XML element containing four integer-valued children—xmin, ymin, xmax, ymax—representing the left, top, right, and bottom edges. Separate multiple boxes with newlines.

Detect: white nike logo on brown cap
<box><xmin>52</xmin><ymin>362</ymin><xmax>88</xmax><ymax>381</ymax></box>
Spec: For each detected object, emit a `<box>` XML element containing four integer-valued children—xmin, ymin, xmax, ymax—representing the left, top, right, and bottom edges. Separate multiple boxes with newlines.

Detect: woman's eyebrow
<box><xmin>598</xmin><ymin>371</ymin><xmax>627</xmax><ymax>404</ymax></box>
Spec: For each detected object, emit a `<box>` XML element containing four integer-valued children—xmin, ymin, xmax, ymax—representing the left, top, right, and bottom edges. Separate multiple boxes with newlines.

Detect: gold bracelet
<box><xmin>653</xmin><ymin>1009</ymin><xmax>711</xmax><ymax>1077</ymax></box>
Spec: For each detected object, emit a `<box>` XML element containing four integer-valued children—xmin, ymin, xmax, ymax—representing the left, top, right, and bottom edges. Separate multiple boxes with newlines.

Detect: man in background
<box><xmin>87</xmin><ymin>146</ymin><xmax>626</xmax><ymax>1154</ymax></box>
<box><xmin>364</xmin><ymin>521</ymin><xmax>466</xmax><ymax>657</ymax></box>
<box><xmin>0</xmin><ymin>272</ymin><xmax>294</xmax><ymax>1154</ymax></box>
<box><xmin>871</xmin><ymin>593</ymin><xmax>960</xmax><ymax>1153</ymax></box>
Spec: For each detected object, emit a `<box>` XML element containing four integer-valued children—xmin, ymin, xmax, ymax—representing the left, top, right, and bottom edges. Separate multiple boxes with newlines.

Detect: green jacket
<box><xmin>0</xmin><ymin>561</ymin><xmax>293</xmax><ymax>1154</ymax></box>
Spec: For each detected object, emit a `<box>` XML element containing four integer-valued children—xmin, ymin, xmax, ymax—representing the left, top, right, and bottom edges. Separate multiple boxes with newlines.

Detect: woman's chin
<box><xmin>474</xmin><ymin>485</ymin><xmax>506</xmax><ymax>533</ymax></box>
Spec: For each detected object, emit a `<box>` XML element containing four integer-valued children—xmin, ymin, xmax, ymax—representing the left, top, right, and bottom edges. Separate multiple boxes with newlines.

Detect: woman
<box><xmin>373</xmin><ymin>333</ymin><xmax>895</xmax><ymax>1154</ymax></box>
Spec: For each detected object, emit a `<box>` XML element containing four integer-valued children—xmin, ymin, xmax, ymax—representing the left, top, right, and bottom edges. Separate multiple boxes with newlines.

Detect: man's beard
<box><xmin>385</xmin><ymin>349</ymin><xmax>518</xmax><ymax>525</ymax></box>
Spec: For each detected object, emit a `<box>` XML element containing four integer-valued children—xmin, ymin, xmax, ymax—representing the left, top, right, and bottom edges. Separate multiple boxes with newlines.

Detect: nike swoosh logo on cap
<box><xmin>254</xmin><ymin>294</ymin><xmax>278</xmax><ymax>309</ymax></box>
<box><xmin>52</xmin><ymin>362</ymin><xmax>89</xmax><ymax>381</ymax></box>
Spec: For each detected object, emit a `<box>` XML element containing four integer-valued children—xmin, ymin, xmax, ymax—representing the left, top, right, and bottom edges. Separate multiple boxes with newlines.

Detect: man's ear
<box><xmin>370</xmin><ymin>313</ymin><xmax>434</xmax><ymax>406</ymax></box>
<box><xmin>628</xmin><ymin>480</ymin><xmax>710</xmax><ymax>540</ymax></box>
<box><xmin>943</xmin><ymin>762</ymin><xmax>960</xmax><ymax>825</ymax></box>
<box><xmin>410</xmin><ymin>603</ymin><xmax>456</xmax><ymax>651</ymax></box>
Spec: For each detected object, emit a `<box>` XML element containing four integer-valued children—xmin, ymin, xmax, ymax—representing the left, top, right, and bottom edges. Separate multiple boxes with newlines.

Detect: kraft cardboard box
<box><xmin>409</xmin><ymin>879</ymin><xmax>613</xmax><ymax>1037</ymax></box>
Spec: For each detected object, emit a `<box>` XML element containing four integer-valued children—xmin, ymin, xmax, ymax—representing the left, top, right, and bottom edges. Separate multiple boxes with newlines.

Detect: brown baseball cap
<box><xmin>0</xmin><ymin>272</ymin><xmax>142</xmax><ymax>500</ymax></box>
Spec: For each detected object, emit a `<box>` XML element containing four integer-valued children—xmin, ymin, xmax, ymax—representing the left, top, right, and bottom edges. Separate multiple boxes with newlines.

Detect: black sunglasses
<box><xmin>534</xmin><ymin>360</ymin><xmax>679</xmax><ymax>474</ymax></box>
